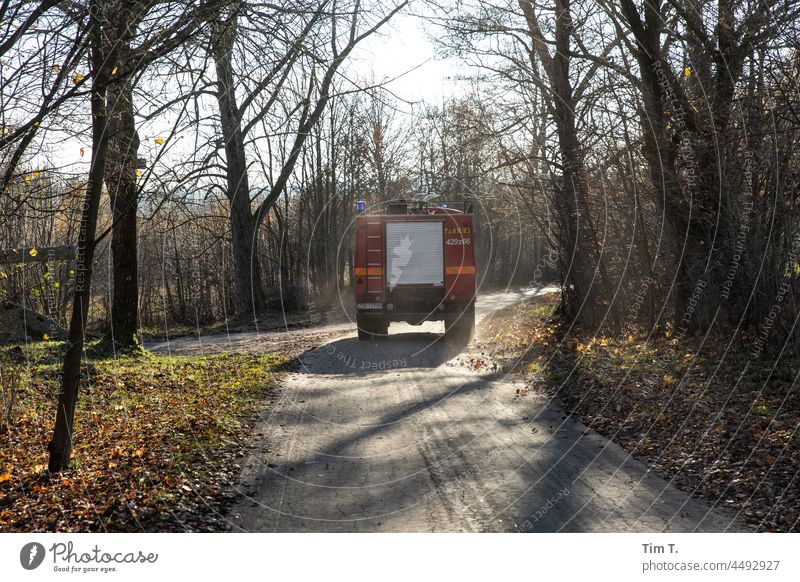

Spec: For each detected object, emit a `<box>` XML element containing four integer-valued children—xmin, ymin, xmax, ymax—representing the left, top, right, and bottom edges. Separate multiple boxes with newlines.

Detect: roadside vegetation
<box><xmin>476</xmin><ymin>293</ymin><xmax>800</xmax><ymax>533</ymax></box>
<box><xmin>0</xmin><ymin>342</ymin><xmax>285</xmax><ymax>532</ymax></box>
<box><xmin>139</xmin><ymin>308</ymin><xmax>327</xmax><ymax>342</ymax></box>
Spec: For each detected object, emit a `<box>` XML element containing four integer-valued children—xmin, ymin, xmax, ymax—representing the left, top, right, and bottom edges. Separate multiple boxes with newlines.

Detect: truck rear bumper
<box><xmin>356</xmin><ymin>301</ymin><xmax>474</xmax><ymax>326</ymax></box>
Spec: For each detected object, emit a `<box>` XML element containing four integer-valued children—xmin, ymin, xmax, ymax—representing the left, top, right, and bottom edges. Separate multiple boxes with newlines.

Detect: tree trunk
<box><xmin>229</xmin><ymin>197</ymin><xmax>263</xmax><ymax>316</ymax></box>
<box><xmin>48</xmin><ymin>0</ymin><xmax>111</xmax><ymax>472</ymax></box>
<box><xmin>618</xmin><ymin>0</ymin><xmax>748</xmax><ymax>333</ymax></box>
<box><xmin>105</xmin><ymin>44</ymin><xmax>140</xmax><ymax>350</ymax></box>
<box><xmin>211</xmin><ymin>4</ymin><xmax>264</xmax><ymax>317</ymax></box>
<box><xmin>520</xmin><ymin>0</ymin><xmax>602</xmax><ymax>319</ymax></box>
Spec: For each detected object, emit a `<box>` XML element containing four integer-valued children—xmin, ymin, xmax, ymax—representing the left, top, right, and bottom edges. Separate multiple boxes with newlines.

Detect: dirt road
<box><xmin>145</xmin><ymin>288</ymin><xmax>545</xmax><ymax>358</ymax></box>
<box><xmin>212</xmin><ymin>288</ymin><xmax>743</xmax><ymax>532</ymax></box>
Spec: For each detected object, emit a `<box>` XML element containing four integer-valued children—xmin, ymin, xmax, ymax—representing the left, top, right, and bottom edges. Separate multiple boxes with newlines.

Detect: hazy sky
<box><xmin>26</xmin><ymin>7</ymin><xmax>466</xmax><ymax>178</ymax></box>
<box><xmin>349</xmin><ymin>11</ymin><xmax>463</xmax><ymax>106</ymax></box>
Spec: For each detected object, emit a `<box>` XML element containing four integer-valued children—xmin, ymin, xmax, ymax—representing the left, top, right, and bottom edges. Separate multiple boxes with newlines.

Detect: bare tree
<box><xmin>48</xmin><ymin>0</ymin><xmax>223</xmax><ymax>472</ymax></box>
<box><xmin>206</xmin><ymin>0</ymin><xmax>408</xmax><ymax>317</ymax></box>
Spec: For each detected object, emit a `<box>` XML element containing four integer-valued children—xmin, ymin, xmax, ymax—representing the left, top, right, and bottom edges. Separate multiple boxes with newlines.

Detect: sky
<box><xmin>348</xmin><ymin>11</ymin><xmax>464</xmax><ymax>106</ymax></box>
<box><xmin>21</xmin><ymin>6</ymin><xmax>469</xmax><ymax>180</ymax></box>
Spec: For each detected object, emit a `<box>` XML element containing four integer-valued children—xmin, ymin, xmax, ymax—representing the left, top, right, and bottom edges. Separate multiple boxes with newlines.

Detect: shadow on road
<box><xmin>233</xmin><ymin>358</ymin><xmax>738</xmax><ymax>531</ymax></box>
<box><xmin>294</xmin><ymin>330</ymin><xmax>470</xmax><ymax>375</ymax></box>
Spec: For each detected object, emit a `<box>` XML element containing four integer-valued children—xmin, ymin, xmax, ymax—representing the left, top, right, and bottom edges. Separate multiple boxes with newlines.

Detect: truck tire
<box><xmin>357</xmin><ymin>318</ymin><xmax>388</xmax><ymax>340</ymax></box>
<box><xmin>374</xmin><ymin>319</ymin><xmax>389</xmax><ymax>338</ymax></box>
<box><xmin>358</xmin><ymin>326</ymin><xmax>376</xmax><ymax>340</ymax></box>
<box><xmin>445</xmin><ymin>308</ymin><xmax>475</xmax><ymax>342</ymax></box>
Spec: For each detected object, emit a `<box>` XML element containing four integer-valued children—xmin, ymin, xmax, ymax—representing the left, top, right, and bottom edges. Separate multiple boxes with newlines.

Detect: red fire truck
<box><xmin>353</xmin><ymin>196</ymin><xmax>476</xmax><ymax>340</ymax></box>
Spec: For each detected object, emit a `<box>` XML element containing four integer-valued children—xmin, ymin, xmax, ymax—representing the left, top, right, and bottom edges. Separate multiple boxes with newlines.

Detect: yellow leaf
<box><xmin>0</xmin><ymin>472</ymin><xmax>11</xmax><ymax>483</ymax></box>
<box><xmin>69</xmin><ymin>269</ymin><xmax>75</xmax><ymax>275</ymax></box>
<box><xmin>154</xmin><ymin>137</ymin><xmax>164</xmax><ymax>145</ymax></box>
<box><xmin>24</xmin><ymin>175</ymin><xmax>31</xmax><ymax>182</ymax></box>
<box><xmin>684</xmin><ymin>67</ymin><xmax>691</xmax><ymax>78</ymax></box>
<box><xmin>42</xmin><ymin>333</ymin><xmax>49</xmax><ymax>341</ymax></box>
<box><xmin>53</xmin><ymin>281</ymin><xmax>60</xmax><ymax>288</ymax></box>
<box><xmin>135</xmin><ymin>169</ymin><xmax>142</xmax><ymax>177</ymax></box>
<box><xmin>73</xmin><ymin>73</ymin><xmax>83</xmax><ymax>84</ymax></box>
<box><xmin>52</xmin><ymin>64</ymin><xmax>60</xmax><ymax>72</ymax></box>
<box><xmin>33</xmin><ymin>170</ymin><xmax>40</xmax><ymax>177</ymax></box>
<box><xmin>132</xmin><ymin>447</ymin><xmax>145</xmax><ymax>458</ymax></box>
<box><xmin>111</xmin><ymin>66</ymin><xmax>118</xmax><ymax>75</ymax></box>
<box><xmin>29</xmin><ymin>248</ymin><xmax>38</xmax><ymax>257</ymax></box>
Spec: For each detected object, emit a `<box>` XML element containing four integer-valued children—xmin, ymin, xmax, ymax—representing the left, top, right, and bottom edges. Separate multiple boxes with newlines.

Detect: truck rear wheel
<box><xmin>357</xmin><ymin>317</ymin><xmax>388</xmax><ymax>340</ymax></box>
<box><xmin>357</xmin><ymin>326</ymin><xmax>375</xmax><ymax>340</ymax></box>
<box><xmin>445</xmin><ymin>308</ymin><xmax>475</xmax><ymax>342</ymax></box>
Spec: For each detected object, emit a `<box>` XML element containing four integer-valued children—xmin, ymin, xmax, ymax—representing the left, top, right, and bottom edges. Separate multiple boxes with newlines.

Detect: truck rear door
<box><xmin>385</xmin><ymin>221</ymin><xmax>444</xmax><ymax>288</ymax></box>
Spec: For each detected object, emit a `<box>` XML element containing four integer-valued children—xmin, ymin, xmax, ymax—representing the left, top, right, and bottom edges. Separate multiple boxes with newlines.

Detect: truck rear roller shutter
<box><xmin>386</xmin><ymin>221</ymin><xmax>444</xmax><ymax>287</ymax></box>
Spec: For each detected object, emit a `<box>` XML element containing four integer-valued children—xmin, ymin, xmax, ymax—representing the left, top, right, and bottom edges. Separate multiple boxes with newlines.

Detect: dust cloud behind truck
<box><xmin>353</xmin><ymin>196</ymin><xmax>477</xmax><ymax>340</ymax></box>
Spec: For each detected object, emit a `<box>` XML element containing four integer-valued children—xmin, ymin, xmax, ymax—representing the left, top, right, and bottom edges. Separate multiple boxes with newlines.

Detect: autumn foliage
<box><xmin>0</xmin><ymin>347</ymin><xmax>284</xmax><ymax>532</ymax></box>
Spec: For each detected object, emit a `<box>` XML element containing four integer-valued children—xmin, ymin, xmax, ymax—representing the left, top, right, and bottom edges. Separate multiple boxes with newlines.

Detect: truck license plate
<box><xmin>357</xmin><ymin>303</ymin><xmax>382</xmax><ymax>310</ymax></box>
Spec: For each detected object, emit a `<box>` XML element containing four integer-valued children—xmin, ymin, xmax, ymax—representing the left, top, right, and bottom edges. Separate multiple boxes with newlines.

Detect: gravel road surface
<box><xmin>216</xmin><ymin>288</ymin><xmax>743</xmax><ymax>532</ymax></box>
